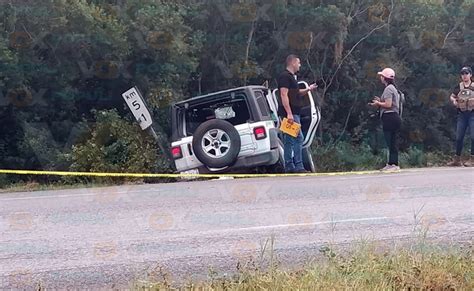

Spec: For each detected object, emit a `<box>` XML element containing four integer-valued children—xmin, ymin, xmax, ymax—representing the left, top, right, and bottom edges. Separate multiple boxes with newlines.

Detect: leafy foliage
<box><xmin>69</xmin><ymin>109</ymin><xmax>170</xmax><ymax>173</ymax></box>
<box><xmin>0</xmin><ymin>0</ymin><xmax>473</xmax><ymax>186</ymax></box>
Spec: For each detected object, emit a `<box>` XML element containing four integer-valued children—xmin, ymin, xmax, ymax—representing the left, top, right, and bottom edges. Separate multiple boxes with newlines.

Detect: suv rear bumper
<box><xmin>195</xmin><ymin>148</ymin><xmax>279</xmax><ymax>174</ymax></box>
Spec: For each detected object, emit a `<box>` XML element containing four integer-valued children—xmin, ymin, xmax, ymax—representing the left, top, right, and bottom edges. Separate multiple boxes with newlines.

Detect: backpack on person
<box><xmin>388</xmin><ymin>84</ymin><xmax>405</xmax><ymax>118</ymax></box>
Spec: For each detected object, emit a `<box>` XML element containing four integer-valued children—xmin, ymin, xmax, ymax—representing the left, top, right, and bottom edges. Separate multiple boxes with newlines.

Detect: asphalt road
<box><xmin>0</xmin><ymin>167</ymin><xmax>472</xmax><ymax>289</ymax></box>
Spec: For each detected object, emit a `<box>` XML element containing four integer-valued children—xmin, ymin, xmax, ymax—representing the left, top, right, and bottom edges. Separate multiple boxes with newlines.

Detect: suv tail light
<box><xmin>253</xmin><ymin>126</ymin><xmax>267</xmax><ymax>140</ymax></box>
<box><xmin>171</xmin><ymin>146</ymin><xmax>183</xmax><ymax>159</ymax></box>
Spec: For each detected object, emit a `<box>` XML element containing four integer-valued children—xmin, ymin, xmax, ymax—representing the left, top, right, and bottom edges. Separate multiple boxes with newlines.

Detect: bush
<box><xmin>313</xmin><ymin>140</ymin><xmax>451</xmax><ymax>172</ymax></box>
<box><xmin>67</xmin><ymin>109</ymin><xmax>172</xmax><ymax>183</ymax></box>
<box><xmin>400</xmin><ymin>146</ymin><xmax>427</xmax><ymax>167</ymax></box>
<box><xmin>313</xmin><ymin>141</ymin><xmax>386</xmax><ymax>172</ymax></box>
<box><xmin>17</xmin><ymin>121</ymin><xmax>63</xmax><ymax>171</ymax></box>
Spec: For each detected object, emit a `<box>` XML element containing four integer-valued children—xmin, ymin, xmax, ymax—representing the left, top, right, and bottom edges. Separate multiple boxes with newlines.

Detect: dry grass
<box><xmin>135</xmin><ymin>242</ymin><xmax>473</xmax><ymax>291</ymax></box>
<box><xmin>0</xmin><ymin>181</ymin><xmax>117</xmax><ymax>193</ymax></box>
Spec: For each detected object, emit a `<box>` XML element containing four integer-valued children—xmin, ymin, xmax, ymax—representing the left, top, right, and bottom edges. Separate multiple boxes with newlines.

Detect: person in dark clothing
<box><xmin>369</xmin><ymin>68</ymin><xmax>402</xmax><ymax>171</ymax></box>
<box><xmin>447</xmin><ymin>66</ymin><xmax>474</xmax><ymax>167</ymax></box>
<box><xmin>277</xmin><ymin>55</ymin><xmax>317</xmax><ymax>173</ymax></box>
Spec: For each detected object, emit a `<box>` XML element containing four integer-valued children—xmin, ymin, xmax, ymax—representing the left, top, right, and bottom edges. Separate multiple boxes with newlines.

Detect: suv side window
<box><xmin>255</xmin><ymin>90</ymin><xmax>271</xmax><ymax>118</ymax></box>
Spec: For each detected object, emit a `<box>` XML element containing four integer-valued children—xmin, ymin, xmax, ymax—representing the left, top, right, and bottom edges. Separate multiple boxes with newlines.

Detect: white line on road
<box><xmin>186</xmin><ymin>216</ymin><xmax>406</xmax><ymax>237</ymax></box>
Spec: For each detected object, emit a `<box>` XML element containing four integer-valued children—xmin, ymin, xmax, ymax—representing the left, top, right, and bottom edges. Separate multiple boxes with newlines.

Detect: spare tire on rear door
<box><xmin>192</xmin><ymin>119</ymin><xmax>241</xmax><ymax>168</ymax></box>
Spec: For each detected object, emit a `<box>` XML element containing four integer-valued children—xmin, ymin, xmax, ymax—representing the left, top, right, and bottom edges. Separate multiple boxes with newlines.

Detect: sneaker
<box><xmin>381</xmin><ymin>165</ymin><xmax>400</xmax><ymax>172</ymax></box>
<box><xmin>390</xmin><ymin>165</ymin><xmax>401</xmax><ymax>171</ymax></box>
<box><xmin>380</xmin><ymin>164</ymin><xmax>392</xmax><ymax>171</ymax></box>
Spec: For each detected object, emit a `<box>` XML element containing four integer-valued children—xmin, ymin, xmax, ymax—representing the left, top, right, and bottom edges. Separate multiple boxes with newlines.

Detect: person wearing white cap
<box><xmin>369</xmin><ymin>68</ymin><xmax>402</xmax><ymax>171</ymax></box>
<box><xmin>447</xmin><ymin>66</ymin><xmax>474</xmax><ymax>167</ymax></box>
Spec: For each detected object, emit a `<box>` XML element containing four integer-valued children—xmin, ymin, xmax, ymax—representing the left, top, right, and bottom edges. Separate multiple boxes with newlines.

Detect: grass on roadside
<box><xmin>0</xmin><ymin>176</ymin><xmax>179</xmax><ymax>193</ymax></box>
<box><xmin>135</xmin><ymin>241</ymin><xmax>473</xmax><ymax>291</ymax></box>
<box><xmin>0</xmin><ymin>180</ymin><xmax>134</xmax><ymax>193</ymax></box>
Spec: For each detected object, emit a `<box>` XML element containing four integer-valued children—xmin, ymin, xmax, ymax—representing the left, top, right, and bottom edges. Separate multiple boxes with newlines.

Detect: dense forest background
<box><xmin>0</xmin><ymin>0</ymin><xmax>473</xmax><ymax>185</ymax></box>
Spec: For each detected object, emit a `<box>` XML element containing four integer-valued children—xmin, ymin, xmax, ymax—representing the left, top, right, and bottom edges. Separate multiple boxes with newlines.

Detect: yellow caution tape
<box><xmin>0</xmin><ymin>169</ymin><xmax>387</xmax><ymax>179</ymax></box>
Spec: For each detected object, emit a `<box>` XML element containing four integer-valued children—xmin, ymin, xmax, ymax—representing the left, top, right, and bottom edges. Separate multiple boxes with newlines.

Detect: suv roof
<box><xmin>174</xmin><ymin>85</ymin><xmax>268</xmax><ymax>106</ymax></box>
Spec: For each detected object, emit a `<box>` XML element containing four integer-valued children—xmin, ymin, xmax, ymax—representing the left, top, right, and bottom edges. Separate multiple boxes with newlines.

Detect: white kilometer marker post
<box><xmin>122</xmin><ymin>86</ymin><xmax>153</xmax><ymax>130</ymax></box>
<box><xmin>121</xmin><ymin>86</ymin><xmax>161</xmax><ymax>145</ymax></box>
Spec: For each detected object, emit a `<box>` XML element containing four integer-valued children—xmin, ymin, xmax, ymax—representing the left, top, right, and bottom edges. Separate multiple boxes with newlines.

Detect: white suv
<box><xmin>170</xmin><ymin>82</ymin><xmax>321</xmax><ymax>174</ymax></box>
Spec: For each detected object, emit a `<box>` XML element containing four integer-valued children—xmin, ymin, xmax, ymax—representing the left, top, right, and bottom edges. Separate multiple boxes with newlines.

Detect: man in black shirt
<box><xmin>277</xmin><ymin>55</ymin><xmax>317</xmax><ymax>173</ymax></box>
<box><xmin>448</xmin><ymin>66</ymin><xmax>474</xmax><ymax>167</ymax></box>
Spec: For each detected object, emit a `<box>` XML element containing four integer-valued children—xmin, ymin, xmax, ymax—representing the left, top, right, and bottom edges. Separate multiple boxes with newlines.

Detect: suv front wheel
<box><xmin>192</xmin><ymin>119</ymin><xmax>241</xmax><ymax>168</ymax></box>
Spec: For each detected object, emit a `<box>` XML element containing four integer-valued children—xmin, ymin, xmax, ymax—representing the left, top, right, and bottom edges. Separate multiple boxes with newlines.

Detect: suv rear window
<box><xmin>182</xmin><ymin>93</ymin><xmax>250</xmax><ymax>136</ymax></box>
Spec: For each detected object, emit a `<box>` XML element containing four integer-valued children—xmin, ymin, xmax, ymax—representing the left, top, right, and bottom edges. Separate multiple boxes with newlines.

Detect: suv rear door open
<box><xmin>270</xmin><ymin>81</ymin><xmax>321</xmax><ymax>149</ymax></box>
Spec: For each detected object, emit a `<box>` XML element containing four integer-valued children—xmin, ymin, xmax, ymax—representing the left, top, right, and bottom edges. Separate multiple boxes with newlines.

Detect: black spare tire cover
<box><xmin>192</xmin><ymin>119</ymin><xmax>241</xmax><ymax>168</ymax></box>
